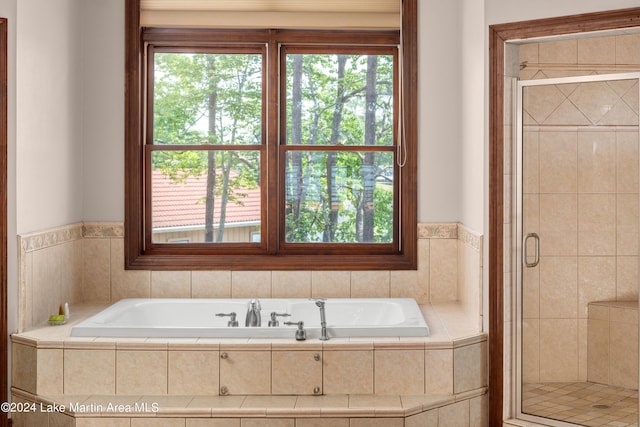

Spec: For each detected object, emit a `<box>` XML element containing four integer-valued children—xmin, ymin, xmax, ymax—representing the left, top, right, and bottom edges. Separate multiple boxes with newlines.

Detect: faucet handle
<box><xmin>216</xmin><ymin>312</ymin><xmax>239</xmax><ymax>327</ymax></box>
<box><xmin>268</xmin><ymin>312</ymin><xmax>291</xmax><ymax>327</ymax></box>
<box><xmin>284</xmin><ymin>320</ymin><xmax>307</xmax><ymax>341</ymax></box>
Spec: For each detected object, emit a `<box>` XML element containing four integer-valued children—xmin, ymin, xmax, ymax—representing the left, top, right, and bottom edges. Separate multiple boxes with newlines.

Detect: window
<box><xmin>125</xmin><ymin>1</ymin><xmax>417</xmax><ymax>270</ymax></box>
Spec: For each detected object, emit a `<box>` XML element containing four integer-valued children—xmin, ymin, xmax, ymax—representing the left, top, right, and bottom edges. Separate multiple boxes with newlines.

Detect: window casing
<box><xmin>125</xmin><ymin>1</ymin><xmax>417</xmax><ymax>270</ymax></box>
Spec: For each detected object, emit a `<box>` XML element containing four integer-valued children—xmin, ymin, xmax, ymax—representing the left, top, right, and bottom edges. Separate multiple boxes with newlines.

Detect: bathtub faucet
<box><xmin>245</xmin><ymin>299</ymin><xmax>262</xmax><ymax>327</ymax></box>
<box><xmin>311</xmin><ymin>298</ymin><xmax>329</xmax><ymax>340</ymax></box>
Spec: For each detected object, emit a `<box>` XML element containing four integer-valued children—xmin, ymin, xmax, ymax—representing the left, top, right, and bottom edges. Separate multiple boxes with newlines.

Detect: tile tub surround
<box><xmin>587</xmin><ymin>300</ymin><xmax>639</xmax><ymax>390</ymax></box>
<box><xmin>11</xmin><ymin>302</ymin><xmax>487</xmax><ymax>424</ymax></box>
<box><xmin>18</xmin><ymin>222</ymin><xmax>484</xmax><ymax>332</ymax></box>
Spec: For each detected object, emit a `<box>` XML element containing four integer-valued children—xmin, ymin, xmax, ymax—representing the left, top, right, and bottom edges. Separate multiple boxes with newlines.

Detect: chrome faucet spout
<box><xmin>245</xmin><ymin>299</ymin><xmax>262</xmax><ymax>327</ymax></box>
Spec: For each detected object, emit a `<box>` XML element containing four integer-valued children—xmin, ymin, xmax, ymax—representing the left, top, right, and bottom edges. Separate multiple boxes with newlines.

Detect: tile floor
<box><xmin>523</xmin><ymin>382</ymin><xmax>638</xmax><ymax>427</ymax></box>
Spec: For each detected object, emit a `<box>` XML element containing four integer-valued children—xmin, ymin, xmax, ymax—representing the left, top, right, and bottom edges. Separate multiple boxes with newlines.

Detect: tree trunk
<box><xmin>362</xmin><ymin>55</ymin><xmax>377</xmax><ymax>242</ymax></box>
<box><xmin>324</xmin><ymin>55</ymin><xmax>347</xmax><ymax>242</ymax></box>
<box><xmin>291</xmin><ymin>55</ymin><xmax>304</xmax><ymax>226</ymax></box>
<box><xmin>205</xmin><ymin>57</ymin><xmax>217</xmax><ymax>243</ymax></box>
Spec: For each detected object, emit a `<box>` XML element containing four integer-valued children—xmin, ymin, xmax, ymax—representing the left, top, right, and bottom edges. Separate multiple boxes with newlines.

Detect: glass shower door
<box><xmin>516</xmin><ymin>73</ymin><xmax>640</xmax><ymax>426</ymax></box>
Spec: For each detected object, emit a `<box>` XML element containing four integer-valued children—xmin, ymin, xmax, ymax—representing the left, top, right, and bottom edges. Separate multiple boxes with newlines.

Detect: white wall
<box><xmin>419</xmin><ymin>0</ymin><xmax>462</xmax><ymax>224</ymax></box>
<box><xmin>81</xmin><ymin>0</ymin><xmax>124</xmax><ymax>222</ymax></box>
<box><xmin>16</xmin><ymin>0</ymin><xmax>84</xmax><ymax>234</ymax></box>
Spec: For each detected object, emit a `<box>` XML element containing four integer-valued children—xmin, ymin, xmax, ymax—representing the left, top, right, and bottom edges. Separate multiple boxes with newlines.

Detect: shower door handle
<box><xmin>523</xmin><ymin>233</ymin><xmax>540</xmax><ymax>268</ymax></box>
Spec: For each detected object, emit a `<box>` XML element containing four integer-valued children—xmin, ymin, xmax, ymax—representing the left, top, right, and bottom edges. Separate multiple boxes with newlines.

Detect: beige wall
<box><xmin>518</xmin><ymin>34</ymin><xmax>640</xmax><ymax>382</ymax></box>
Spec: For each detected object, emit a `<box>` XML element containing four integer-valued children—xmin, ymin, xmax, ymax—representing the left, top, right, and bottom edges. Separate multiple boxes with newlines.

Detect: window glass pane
<box><xmin>153</xmin><ymin>52</ymin><xmax>262</xmax><ymax>145</ymax></box>
<box><xmin>285</xmin><ymin>151</ymin><xmax>393</xmax><ymax>243</ymax></box>
<box><xmin>286</xmin><ymin>53</ymin><xmax>394</xmax><ymax>146</ymax></box>
<box><xmin>151</xmin><ymin>150</ymin><xmax>261</xmax><ymax>243</ymax></box>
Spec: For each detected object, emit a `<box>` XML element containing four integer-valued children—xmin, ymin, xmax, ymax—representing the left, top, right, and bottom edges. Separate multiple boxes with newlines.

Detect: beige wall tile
<box><xmin>539</xmin><ymin>39</ymin><xmax>577</xmax><ymax>64</ymax></box>
<box><xmin>429</xmin><ymin>239</ymin><xmax>457</xmax><ymax>302</ymax></box>
<box><xmin>49</xmin><ymin>412</ymin><xmax>75</xmax><ymax>427</ymax></box>
<box><xmin>470</xmin><ymin>394</ymin><xmax>488</xmax><ymax>427</ymax></box>
<box><xmin>11</xmin><ymin>396</ymin><xmax>49</xmax><ymax>427</ymax></box>
<box><xmin>323</xmin><ymin>350</ymin><xmax>373</xmax><ymax>395</ymax></box>
<box><xmin>19</xmin><ymin>249</ymin><xmax>33</xmax><ymax>331</ymax></box>
<box><xmin>240</xmin><ymin>419</ymin><xmax>294</xmax><ymax>427</ymax></box>
<box><xmin>425</xmin><ymin>349</ymin><xmax>453</xmax><ymax>394</ymax></box>
<box><xmin>539</xmin><ymin>131</ymin><xmax>577</xmax><ymax>193</ymax></box>
<box><xmin>311</xmin><ymin>271</ymin><xmax>350</xmax><ymax>298</ymax></box>
<box><xmin>539</xmin><ymin>256</ymin><xmax>577</xmax><ymax>319</ymax></box>
<box><xmin>295</xmin><ymin>419</ymin><xmax>349</xmax><ymax>427</ymax></box>
<box><xmin>374</xmin><ymin>349</ymin><xmax>424</xmax><ymax>394</ymax></box>
<box><xmin>219</xmin><ymin>350</ymin><xmax>271</xmax><ymax>395</ymax></box>
<box><xmin>82</xmin><ymin>238</ymin><xmax>111</xmax><ymax>302</ymax></box>
<box><xmin>617</xmin><ymin>194</ymin><xmax>639</xmax><ymax>256</ymax></box>
<box><xmin>539</xmin><ymin>319</ymin><xmax>578</xmax><ymax>382</ymax></box>
<box><xmin>616</xmin><ymin>257</ymin><xmax>639</xmax><ymax>300</ymax></box>
<box><xmin>60</xmin><ymin>239</ymin><xmax>83</xmax><ymax>305</ymax></box>
<box><xmin>350</xmin><ymin>271</ymin><xmax>390</xmax><ymax>298</ymax></box>
<box><xmin>616</xmin><ymin>130</ymin><xmax>639</xmax><ymax>193</ymax></box>
<box><xmin>169</xmin><ymin>350</ymin><xmax>219</xmax><ymax>395</ymax></box>
<box><xmin>64</xmin><ymin>349</ymin><xmax>115</xmax><ymax>394</ymax></box>
<box><xmin>578</xmin><ymin>36</ymin><xmax>615</xmax><ymax>65</ymax></box>
<box><xmin>117</xmin><ymin>350</ymin><xmax>168</xmax><ymax>394</ymax></box>
<box><xmin>231</xmin><ymin>271</ymin><xmax>271</xmax><ymax>298</ymax></box>
<box><xmin>272</xmin><ymin>350</ymin><xmax>322</xmax><ymax>395</ymax></box>
<box><xmin>390</xmin><ymin>269</ymin><xmax>424</xmax><ymax>302</ymax></box>
<box><xmin>587</xmin><ymin>318</ymin><xmax>609</xmax><ymax>384</ymax></box>
<box><xmin>540</xmin><ymin>194</ymin><xmax>577</xmax><ymax>256</ymax></box>
<box><xmin>522</xmin><ymin>256</ymin><xmax>539</xmax><ymax>319</ymax></box>
<box><xmin>610</xmin><ymin>319</ymin><xmax>639</xmax><ymax>389</ymax></box>
<box><xmin>523</xmin><ymin>130</ymin><xmax>539</xmax><ymax>193</ymax></box>
<box><xmin>35</xmin><ymin>348</ymin><xmax>63</xmax><ymax>395</ymax></box>
<box><xmin>578</xmin><ymin>194</ymin><xmax>616</xmax><ymax>256</ymax></box>
<box><xmin>454</xmin><ymin>342</ymin><xmax>487</xmax><ymax>394</ymax></box>
<box><xmin>405</xmin><ymin>408</ymin><xmax>438</xmax><ymax>427</ymax></box>
<box><xmin>577</xmin><ymin>131</ymin><xmax>615</xmax><ymax>193</ymax></box>
<box><xmin>187</xmin><ymin>420</ymin><xmax>240</xmax><ymax>427</ymax></box>
<box><xmin>350</xmin><ymin>419</ymin><xmax>403</xmax><ymax>427</ymax></box>
<box><xmin>131</xmin><ymin>419</ymin><xmax>186</xmax><ymax>427</ymax></box>
<box><xmin>577</xmin><ymin>318</ymin><xmax>588</xmax><ymax>381</ymax></box>
<box><xmin>438</xmin><ymin>400</ymin><xmax>470</xmax><ymax>427</ymax></box>
<box><xmin>522</xmin><ymin>319</ymin><xmax>540</xmax><ymax>384</ymax></box>
<box><xmin>76</xmin><ymin>419</ymin><xmax>131</xmax><ymax>427</ymax></box>
<box><xmin>12</xmin><ymin>343</ymin><xmax>37</xmax><ymax>393</ymax></box>
<box><xmin>271</xmin><ymin>271</ymin><xmax>311</xmax><ymax>298</ymax></box>
<box><xmin>151</xmin><ymin>271</ymin><xmax>191</xmax><ymax>298</ymax></box>
<box><xmin>519</xmin><ymin>43</ymin><xmax>538</xmax><ymax>65</ymax></box>
<box><xmin>110</xmin><ymin>238</ymin><xmax>151</xmax><ymax>301</ymax></box>
<box><xmin>33</xmin><ymin>245</ymin><xmax>65</xmax><ymax>325</ymax></box>
<box><xmin>191</xmin><ymin>270</ymin><xmax>232</xmax><ymax>298</ymax></box>
<box><xmin>578</xmin><ymin>257</ymin><xmax>616</xmax><ymax>318</ymax></box>
<box><xmin>616</xmin><ymin>33</ymin><xmax>640</xmax><ymax>65</ymax></box>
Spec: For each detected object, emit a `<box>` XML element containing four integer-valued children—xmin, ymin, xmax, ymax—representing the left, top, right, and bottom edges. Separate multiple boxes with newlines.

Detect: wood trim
<box><xmin>488</xmin><ymin>7</ymin><xmax>640</xmax><ymax>426</ymax></box>
<box><xmin>0</xmin><ymin>17</ymin><xmax>7</xmax><ymax>427</ymax></box>
<box><xmin>124</xmin><ymin>0</ymin><xmax>418</xmax><ymax>271</ymax></box>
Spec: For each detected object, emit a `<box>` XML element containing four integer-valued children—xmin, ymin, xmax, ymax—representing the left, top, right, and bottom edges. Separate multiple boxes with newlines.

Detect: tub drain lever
<box><xmin>216</xmin><ymin>312</ymin><xmax>239</xmax><ymax>327</ymax></box>
<box><xmin>284</xmin><ymin>320</ymin><xmax>307</xmax><ymax>341</ymax></box>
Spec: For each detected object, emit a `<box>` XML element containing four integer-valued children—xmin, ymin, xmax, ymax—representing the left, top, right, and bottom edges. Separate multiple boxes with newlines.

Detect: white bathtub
<box><xmin>71</xmin><ymin>298</ymin><xmax>429</xmax><ymax>339</ymax></box>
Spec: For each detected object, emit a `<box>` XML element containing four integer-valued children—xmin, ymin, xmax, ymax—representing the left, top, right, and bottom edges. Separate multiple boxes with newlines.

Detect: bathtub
<box><xmin>71</xmin><ymin>298</ymin><xmax>429</xmax><ymax>339</ymax></box>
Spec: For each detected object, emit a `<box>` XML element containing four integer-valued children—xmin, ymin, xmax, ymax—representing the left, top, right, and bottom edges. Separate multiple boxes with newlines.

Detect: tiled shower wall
<box><xmin>517</xmin><ymin>33</ymin><xmax>640</xmax><ymax>384</ymax></box>
<box><xmin>18</xmin><ymin>222</ymin><xmax>483</xmax><ymax>332</ymax></box>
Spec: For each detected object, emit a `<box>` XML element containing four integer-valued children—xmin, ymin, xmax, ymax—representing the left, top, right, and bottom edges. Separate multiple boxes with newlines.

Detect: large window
<box><xmin>125</xmin><ymin>2</ymin><xmax>417</xmax><ymax>270</ymax></box>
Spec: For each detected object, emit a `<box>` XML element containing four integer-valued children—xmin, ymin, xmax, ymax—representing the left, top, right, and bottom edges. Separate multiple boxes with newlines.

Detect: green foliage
<box><xmin>152</xmin><ymin>50</ymin><xmax>395</xmax><ymax>243</ymax></box>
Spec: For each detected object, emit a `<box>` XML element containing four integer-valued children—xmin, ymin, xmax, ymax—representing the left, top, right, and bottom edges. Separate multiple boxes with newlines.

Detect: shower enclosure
<box><xmin>515</xmin><ymin>73</ymin><xmax>640</xmax><ymax>426</ymax></box>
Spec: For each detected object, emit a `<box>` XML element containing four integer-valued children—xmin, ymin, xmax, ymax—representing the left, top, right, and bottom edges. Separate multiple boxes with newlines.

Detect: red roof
<box><xmin>151</xmin><ymin>169</ymin><xmax>261</xmax><ymax>229</ymax></box>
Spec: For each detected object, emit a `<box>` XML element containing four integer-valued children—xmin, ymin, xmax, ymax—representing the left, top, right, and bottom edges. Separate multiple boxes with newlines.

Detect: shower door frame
<box><xmin>488</xmin><ymin>8</ymin><xmax>640</xmax><ymax>425</ymax></box>
<box><xmin>514</xmin><ymin>72</ymin><xmax>640</xmax><ymax>427</ymax></box>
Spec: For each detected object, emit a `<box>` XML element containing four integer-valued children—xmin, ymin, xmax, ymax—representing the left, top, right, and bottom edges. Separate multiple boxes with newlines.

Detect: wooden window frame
<box><xmin>124</xmin><ymin>0</ymin><xmax>417</xmax><ymax>270</ymax></box>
